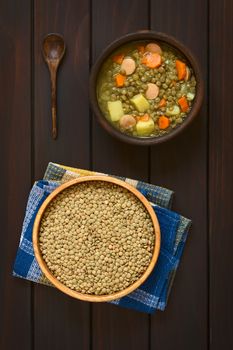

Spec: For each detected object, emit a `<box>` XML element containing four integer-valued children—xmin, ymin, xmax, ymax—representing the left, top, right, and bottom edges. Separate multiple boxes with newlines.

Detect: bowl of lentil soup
<box><xmin>90</xmin><ymin>31</ymin><xmax>204</xmax><ymax>145</ymax></box>
<box><xmin>33</xmin><ymin>176</ymin><xmax>160</xmax><ymax>302</ymax></box>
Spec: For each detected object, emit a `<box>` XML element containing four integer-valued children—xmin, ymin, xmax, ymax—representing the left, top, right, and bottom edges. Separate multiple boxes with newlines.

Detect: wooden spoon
<box><xmin>42</xmin><ymin>33</ymin><xmax>66</xmax><ymax>139</ymax></box>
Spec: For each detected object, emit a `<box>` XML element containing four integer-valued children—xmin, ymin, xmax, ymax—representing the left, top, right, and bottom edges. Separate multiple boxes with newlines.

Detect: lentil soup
<box><xmin>39</xmin><ymin>181</ymin><xmax>155</xmax><ymax>296</ymax></box>
<box><xmin>97</xmin><ymin>41</ymin><xmax>196</xmax><ymax>138</ymax></box>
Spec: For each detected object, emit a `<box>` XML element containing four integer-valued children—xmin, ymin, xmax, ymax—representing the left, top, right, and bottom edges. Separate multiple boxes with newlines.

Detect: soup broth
<box><xmin>97</xmin><ymin>41</ymin><xmax>196</xmax><ymax>138</ymax></box>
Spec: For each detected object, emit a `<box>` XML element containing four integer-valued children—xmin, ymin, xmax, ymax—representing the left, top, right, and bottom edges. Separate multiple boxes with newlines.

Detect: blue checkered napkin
<box><xmin>43</xmin><ymin>162</ymin><xmax>174</xmax><ymax>209</ymax></box>
<box><xmin>13</xmin><ymin>174</ymin><xmax>191</xmax><ymax>314</ymax></box>
<box><xmin>13</xmin><ymin>181</ymin><xmax>58</xmax><ymax>284</ymax></box>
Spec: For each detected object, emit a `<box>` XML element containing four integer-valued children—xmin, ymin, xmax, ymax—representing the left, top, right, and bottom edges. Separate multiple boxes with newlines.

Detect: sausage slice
<box><xmin>121</xmin><ymin>57</ymin><xmax>136</xmax><ymax>75</ymax></box>
<box><xmin>119</xmin><ymin>115</ymin><xmax>136</xmax><ymax>129</ymax></box>
<box><xmin>145</xmin><ymin>83</ymin><xmax>159</xmax><ymax>99</ymax></box>
<box><xmin>145</xmin><ymin>43</ymin><xmax>162</xmax><ymax>54</ymax></box>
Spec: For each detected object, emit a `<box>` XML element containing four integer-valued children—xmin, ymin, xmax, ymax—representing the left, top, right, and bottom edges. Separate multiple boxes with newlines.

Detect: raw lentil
<box><xmin>39</xmin><ymin>181</ymin><xmax>155</xmax><ymax>295</ymax></box>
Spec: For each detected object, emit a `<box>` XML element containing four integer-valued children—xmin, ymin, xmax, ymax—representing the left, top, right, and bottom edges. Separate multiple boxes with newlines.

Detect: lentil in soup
<box><xmin>97</xmin><ymin>41</ymin><xmax>196</xmax><ymax>138</ymax></box>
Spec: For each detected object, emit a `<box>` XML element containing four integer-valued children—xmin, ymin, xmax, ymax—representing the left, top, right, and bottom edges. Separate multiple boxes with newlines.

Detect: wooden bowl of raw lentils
<box><xmin>33</xmin><ymin>176</ymin><xmax>161</xmax><ymax>302</ymax></box>
<box><xmin>90</xmin><ymin>30</ymin><xmax>204</xmax><ymax>145</ymax></box>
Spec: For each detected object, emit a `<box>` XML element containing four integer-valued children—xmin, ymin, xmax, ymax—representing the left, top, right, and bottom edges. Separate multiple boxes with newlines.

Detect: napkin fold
<box><xmin>13</xmin><ymin>162</ymin><xmax>191</xmax><ymax>313</ymax></box>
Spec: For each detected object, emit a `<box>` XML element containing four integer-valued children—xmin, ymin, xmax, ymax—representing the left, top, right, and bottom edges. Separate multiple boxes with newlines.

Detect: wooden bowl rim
<box><xmin>33</xmin><ymin>175</ymin><xmax>161</xmax><ymax>302</ymax></box>
<box><xmin>89</xmin><ymin>30</ymin><xmax>204</xmax><ymax>145</ymax></box>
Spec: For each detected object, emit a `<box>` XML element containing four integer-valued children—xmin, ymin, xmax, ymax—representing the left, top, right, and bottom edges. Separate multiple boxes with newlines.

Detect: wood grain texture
<box><xmin>1</xmin><ymin>0</ymin><xmax>233</xmax><ymax>349</ymax></box>
<box><xmin>209</xmin><ymin>1</ymin><xmax>233</xmax><ymax>348</ymax></box>
<box><xmin>91</xmin><ymin>1</ymin><xmax>150</xmax><ymax>349</ymax></box>
<box><xmin>33</xmin><ymin>1</ymin><xmax>90</xmax><ymax>349</ymax></box>
<box><xmin>34</xmin><ymin>0</ymin><xmax>90</xmax><ymax>176</ymax></box>
<box><xmin>0</xmin><ymin>1</ymin><xmax>32</xmax><ymax>349</ymax></box>
<box><xmin>150</xmin><ymin>1</ymin><xmax>208</xmax><ymax>349</ymax></box>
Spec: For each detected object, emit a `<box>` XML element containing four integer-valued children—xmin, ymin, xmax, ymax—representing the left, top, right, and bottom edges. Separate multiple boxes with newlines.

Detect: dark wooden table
<box><xmin>1</xmin><ymin>1</ymin><xmax>233</xmax><ymax>349</ymax></box>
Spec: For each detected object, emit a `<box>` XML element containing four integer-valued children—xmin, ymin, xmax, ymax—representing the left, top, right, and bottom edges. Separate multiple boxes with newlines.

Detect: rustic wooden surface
<box><xmin>0</xmin><ymin>0</ymin><xmax>232</xmax><ymax>349</ymax></box>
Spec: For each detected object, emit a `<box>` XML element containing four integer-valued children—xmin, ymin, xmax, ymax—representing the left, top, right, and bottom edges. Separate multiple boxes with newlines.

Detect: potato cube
<box><xmin>136</xmin><ymin>118</ymin><xmax>155</xmax><ymax>136</ymax></box>
<box><xmin>107</xmin><ymin>101</ymin><xmax>124</xmax><ymax>121</ymax></box>
<box><xmin>130</xmin><ymin>94</ymin><xmax>150</xmax><ymax>112</ymax></box>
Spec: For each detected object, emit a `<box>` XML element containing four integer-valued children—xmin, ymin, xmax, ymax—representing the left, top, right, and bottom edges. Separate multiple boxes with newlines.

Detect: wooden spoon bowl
<box><xmin>43</xmin><ymin>34</ymin><xmax>65</xmax><ymax>61</ymax></box>
<box><xmin>42</xmin><ymin>33</ymin><xmax>66</xmax><ymax>139</ymax></box>
<box><xmin>33</xmin><ymin>176</ymin><xmax>161</xmax><ymax>302</ymax></box>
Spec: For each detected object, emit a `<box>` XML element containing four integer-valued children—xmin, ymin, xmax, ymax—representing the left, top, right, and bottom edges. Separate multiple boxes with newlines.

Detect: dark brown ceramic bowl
<box><xmin>89</xmin><ymin>31</ymin><xmax>204</xmax><ymax>145</ymax></box>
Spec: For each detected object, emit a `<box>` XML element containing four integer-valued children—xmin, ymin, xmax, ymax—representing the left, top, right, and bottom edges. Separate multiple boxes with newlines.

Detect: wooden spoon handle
<box><xmin>51</xmin><ymin>106</ymin><xmax>57</xmax><ymax>139</ymax></box>
<box><xmin>50</xmin><ymin>67</ymin><xmax>57</xmax><ymax>139</ymax></box>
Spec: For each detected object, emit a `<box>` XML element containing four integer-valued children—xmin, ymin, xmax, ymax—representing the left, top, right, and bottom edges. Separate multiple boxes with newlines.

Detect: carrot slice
<box><xmin>175</xmin><ymin>60</ymin><xmax>186</xmax><ymax>80</ymax></box>
<box><xmin>115</xmin><ymin>74</ymin><xmax>126</xmax><ymax>87</ymax></box>
<box><xmin>136</xmin><ymin>114</ymin><xmax>150</xmax><ymax>122</ymax></box>
<box><xmin>112</xmin><ymin>53</ymin><xmax>124</xmax><ymax>64</ymax></box>
<box><xmin>158</xmin><ymin>98</ymin><xmax>166</xmax><ymax>107</ymax></box>
<box><xmin>140</xmin><ymin>114</ymin><xmax>150</xmax><ymax>121</ymax></box>
<box><xmin>141</xmin><ymin>52</ymin><xmax>162</xmax><ymax>68</ymax></box>
<box><xmin>178</xmin><ymin>96</ymin><xmax>189</xmax><ymax>112</ymax></box>
<box><xmin>137</xmin><ymin>45</ymin><xmax>145</xmax><ymax>54</ymax></box>
<box><xmin>158</xmin><ymin>115</ymin><xmax>170</xmax><ymax>129</ymax></box>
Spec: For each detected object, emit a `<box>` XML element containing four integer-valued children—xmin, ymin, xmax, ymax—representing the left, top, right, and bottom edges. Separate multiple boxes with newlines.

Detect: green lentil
<box><xmin>39</xmin><ymin>182</ymin><xmax>155</xmax><ymax>295</ymax></box>
<box><xmin>160</xmin><ymin>75</ymin><xmax>166</xmax><ymax>83</ymax></box>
